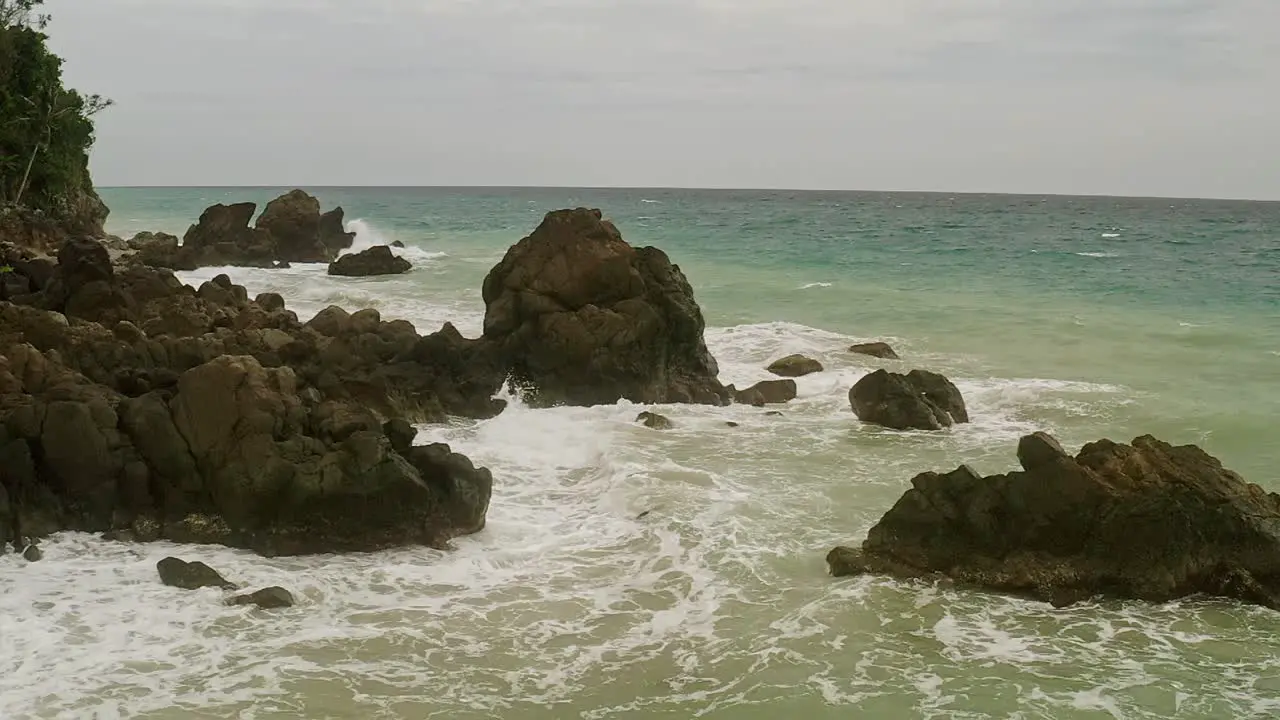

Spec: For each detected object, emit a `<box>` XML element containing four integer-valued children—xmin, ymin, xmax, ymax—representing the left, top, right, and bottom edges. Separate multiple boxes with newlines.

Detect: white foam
<box><xmin>342</xmin><ymin>218</ymin><xmax>450</xmax><ymax>264</ymax></box>
<box><xmin>5</xmin><ymin>262</ymin><xmax>1271</xmax><ymax>717</ymax></box>
<box><xmin>1076</xmin><ymin>251</ymin><xmax>1119</xmax><ymax>258</ymax></box>
<box><xmin>799</xmin><ymin>282</ymin><xmax>833</xmax><ymax>289</ymax></box>
<box><xmin>1101</xmin><ymin>233</ymin><xmax>1121</xmax><ymax>238</ymax></box>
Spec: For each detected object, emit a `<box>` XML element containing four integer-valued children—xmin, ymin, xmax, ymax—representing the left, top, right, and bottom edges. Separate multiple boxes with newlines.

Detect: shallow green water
<box><xmin>1</xmin><ymin>187</ymin><xmax>1275</xmax><ymax>719</ymax></box>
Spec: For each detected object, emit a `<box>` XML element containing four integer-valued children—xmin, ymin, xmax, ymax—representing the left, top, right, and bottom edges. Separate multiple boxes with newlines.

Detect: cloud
<box><xmin>39</xmin><ymin>0</ymin><xmax>1280</xmax><ymax>198</ymax></box>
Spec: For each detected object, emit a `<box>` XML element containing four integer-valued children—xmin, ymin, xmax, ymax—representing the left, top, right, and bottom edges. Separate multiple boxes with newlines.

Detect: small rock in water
<box><xmin>636</xmin><ymin>411</ymin><xmax>673</xmax><ymax>430</ymax></box>
<box><xmin>732</xmin><ymin>379</ymin><xmax>797</xmax><ymax>406</ymax></box>
<box><xmin>635</xmin><ymin>510</ymin><xmax>652</xmax><ymax>520</ymax></box>
<box><xmin>228</xmin><ymin>586</ymin><xmax>295</xmax><ymax>609</ymax></box>
<box><xmin>22</xmin><ymin>544</ymin><xmax>42</xmax><ymax>562</ymax></box>
<box><xmin>764</xmin><ymin>411</ymin><xmax>784</xmax><ymax>417</ymax></box>
<box><xmin>391</xmin><ymin>240</ymin><xmax>405</xmax><ymax>248</ymax></box>
<box><xmin>726</xmin><ymin>421</ymin><xmax>740</xmax><ymax>428</ymax></box>
<box><xmin>848</xmin><ymin>341</ymin><xmax>900</xmax><ymax>360</ymax></box>
<box><xmin>767</xmin><ymin>354</ymin><xmax>824</xmax><ymax>378</ymax></box>
<box><xmin>156</xmin><ymin>557</ymin><xmax>237</xmax><ymax>590</ymax></box>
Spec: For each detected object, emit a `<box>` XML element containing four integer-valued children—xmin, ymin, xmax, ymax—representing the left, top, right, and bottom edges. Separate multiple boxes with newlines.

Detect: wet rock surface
<box><xmin>828</xmin><ymin>433</ymin><xmax>1280</xmax><ymax>611</ymax></box>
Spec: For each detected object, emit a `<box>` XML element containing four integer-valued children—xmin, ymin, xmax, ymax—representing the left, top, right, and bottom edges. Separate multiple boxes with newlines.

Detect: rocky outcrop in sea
<box><xmin>827</xmin><ymin>432</ymin><xmax>1280</xmax><ymax>610</ymax></box>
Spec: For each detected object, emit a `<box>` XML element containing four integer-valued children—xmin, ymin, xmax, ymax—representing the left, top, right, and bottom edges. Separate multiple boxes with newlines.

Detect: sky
<box><xmin>42</xmin><ymin>0</ymin><xmax>1280</xmax><ymax>199</ymax></box>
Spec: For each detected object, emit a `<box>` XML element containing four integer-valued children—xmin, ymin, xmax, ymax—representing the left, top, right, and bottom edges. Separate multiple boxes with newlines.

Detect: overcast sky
<box><xmin>43</xmin><ymin>0</ymin><xmax>1280</xmax><ymax>198</ymax></box>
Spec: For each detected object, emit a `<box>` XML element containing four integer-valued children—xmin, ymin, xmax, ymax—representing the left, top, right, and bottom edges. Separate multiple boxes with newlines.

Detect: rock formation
<box><xmin>481</xmin><ymin>208</ymin><xmax>728</xmax><ymax>407</ymax></box>
<box><xmin>767</xmin><ymin>354</ymin><xmax>823</xmax><ymax>377</ymax></box>
<box><xmin>0</xmin><ymin>237</ymin><xmax>499</xmax><ymax>556</ymax></box>
<box><xmin>124</xmin><ymin>190</ymin><xmax>352</xmax><ymax>270</ymax></box>
<box><xmin>849</xmin><ymin>369</ymin><xmax>969</xmax><ymax>430</ymax></box>
<box><xmin>328</xmin><ymin>246</ymin><xmax>412</xmax><ymax>277</ymax></box>
<box><xmin>827</xmin><ymin>432</ymin><xmax>1280</xmax><ymax>611</ymax></box>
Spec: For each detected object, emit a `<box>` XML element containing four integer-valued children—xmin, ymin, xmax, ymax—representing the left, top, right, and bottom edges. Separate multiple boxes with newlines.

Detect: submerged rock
<box><xmin>157</xmin><ymin>557</ymin><xmax>236</xmax><ymax>590</ymax></box>
<box><xmin>766</xmin><ymin>354</ymin><xmax>823</xmax><ymax>378</ymax></box>
<box><xmin>327</xmin><ymin>246</ymin><xmax>412</xmax><ymax>277</ymax></box>
<box><xmin>229</xmin><ymin>586</ymin><xmax>295</xmax><ymax>609</ymax></box>
<box><xmin>732</xmin><ymin>379</ymin><xmax>797</xmax><ymax>406</ymax></box>
<box><xmin>827</xmin><ymin>433</ymin><xmax>1280</xmax><ymax>610</ymax></box>
<box><xmin>849</xmin><ymin>342</ymin><xmax>900</xmax><ymax>360</ymax></box>
<box><xmin>481</xmin><ymin>208</ymin><xmax>728</xmax><ymax>407</ymax></box>
<box><xmin>637</xmin><ymin>411</ymin><xmax>673</xmax><ymax>429</ymax></box>
<box><xmin>22</xmin><ymin>544</ymin><xmax>42</xmax><ymax>562</ymax></box>
<box><xmin>849</xmin><ymin>369</ymin><xmax>968</xmax><ymax>430</ymax></box>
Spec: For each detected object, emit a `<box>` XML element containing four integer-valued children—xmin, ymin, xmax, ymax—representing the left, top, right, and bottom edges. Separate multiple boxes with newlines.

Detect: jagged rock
<box><xmin>229</xmin><ymin>586</ymin><xmax>295</xmax><ymax>609</ymax></box>
<box><xmin>637</xmin><ymin>411</ymin><xmax>673</xmax><ymax>429</ymax></box>
<box><xmin>179</xmin><ymin>202</ymin><xmax>276</xmax><ymax>268</ymax></box>
<box><xmin>0</xmin><ymin>333</ymin><xmax>497</xmax><ymax>554</ymax></box>
<box><xmin>157</xmin><ymin>557</ymin><xmax>236</xmax><ymax>590</ymax></box>
<box><xmin>827</xmin><ymin>433</ymin><xmax>1280</xmax><ymax>611</ymax></box>
<box><xmin>482</xmin><ymin>208</ymin><xmax>728</xmax><ymax>407</ymax></box>
<box><xmin>767</xmin><ymin>354</ymin><xmax>823</xmax><ymax>378</ymax></box>
<box><xmin>731</xmin><ymin>379</ymin><xmax>797</xmax><ymax>406</ymax></box>
<box><xmin>327</xmin><ymin>246</ymin><xmax>412</xmax><ymax>277</ymax></box>
<box><xmin>849</xmin><ymin>369</ymin><xmax>969</xmax><ymax>430</ymax></box>
<box><xmin>398</xmin><ymin>442</ymin><xmax>493</xmax><ymax>538</ymax></box>
<box><xmin>41</xmin><ymin>236</ymin><xmax>136</xmax><ymax>324</ymax></box>
<box><xmin>318</xmin><ymin>208</ymin><xmax>356</xmax><ymax>254</ymax></box>
<box><xmin>255</xmin><ymin>189</ymin><xmax>332</xmax><ymax>263</ymax></box>
<box><xmin>849</xmin><ymin>342</ymin><xmax>900</xmax><ymax>360</ymax></box>
<box><xmin>129</xmin><ymin>191</ymin><xmax>347</xmax><ymax>270</ymax></box>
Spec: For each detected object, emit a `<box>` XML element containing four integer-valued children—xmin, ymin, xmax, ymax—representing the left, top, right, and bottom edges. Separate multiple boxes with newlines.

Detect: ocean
<box><xmin>3</xmin><ymin>187</ymin><xmax>1278</xmax><ymax>719</ymax></box>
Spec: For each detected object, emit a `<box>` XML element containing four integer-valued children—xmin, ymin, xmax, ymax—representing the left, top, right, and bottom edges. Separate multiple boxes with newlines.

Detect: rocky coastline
<box><xmin>3</xmin><ymin>189</ymin><xmax>1278</xmax><ymax>614</ymax></box>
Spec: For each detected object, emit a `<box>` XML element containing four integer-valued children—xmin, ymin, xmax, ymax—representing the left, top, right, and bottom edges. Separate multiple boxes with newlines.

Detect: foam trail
<box><xmin>343</xmin><ymin>218</ymin><xmax>449</xmax><ymax>264</ymax></box>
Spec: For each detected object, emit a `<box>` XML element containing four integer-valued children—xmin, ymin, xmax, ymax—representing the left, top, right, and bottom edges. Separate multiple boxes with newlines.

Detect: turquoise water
<box><xmin>100</xmin><ymin>187</ymin><xmax>1280</xmax><ymax>478</ymax></box>
<box><xmin>2</xmin><ymin>187</ymin><xmax>1277</xmax><ymax>719</ymax></box>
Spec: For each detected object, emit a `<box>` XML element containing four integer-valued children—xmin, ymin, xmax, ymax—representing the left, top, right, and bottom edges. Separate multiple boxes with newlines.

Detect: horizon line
<box><xmin>94</xmin><ymin>185</ymin><xmax>1280</xmax><ymax>204</ymax></box>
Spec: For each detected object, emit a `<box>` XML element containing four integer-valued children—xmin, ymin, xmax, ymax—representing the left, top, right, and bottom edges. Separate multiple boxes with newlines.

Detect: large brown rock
<box><xmin>255</xmin><ymin>189</ymin><xmax>331</xmax><ymax>264</ymax></box>
<box><xmin>849</xmin><ymin>369</ymin><xmax>968</xmax><ymax>430</ymax></box>
<box><xmin>827</xmin><ymin>433</ymin><xmax>1280</xmax><ymax>610</ymax></box>
<box><xmin>0</xmin><ymin>329</ymin><xmax>496</xmax><ymax>555</ymax></box>
<box><xmin>40</xmin><ymin>237</ymin><xmax>136</xmax><ymax>324</ymax></box>
<box><xmin>182</xmin><ymin>202</ymin><xmax>277</xmax><ymax>267</ymax></box>
<box><xmin>328</xmin><ymin>246</ymin><xmax>412</xmax><ymax>277</ymax></box>
<box><xmin>481</xmin><ymin>208</ymin><xmax>727</xmax><ymax>407</ymax></box>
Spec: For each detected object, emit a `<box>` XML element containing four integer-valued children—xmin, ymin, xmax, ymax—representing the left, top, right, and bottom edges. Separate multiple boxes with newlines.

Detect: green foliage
<box><xmin>0</xmin><ymin>0</ymin><xmax>111</xmax><ymax>219</ymax></box>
